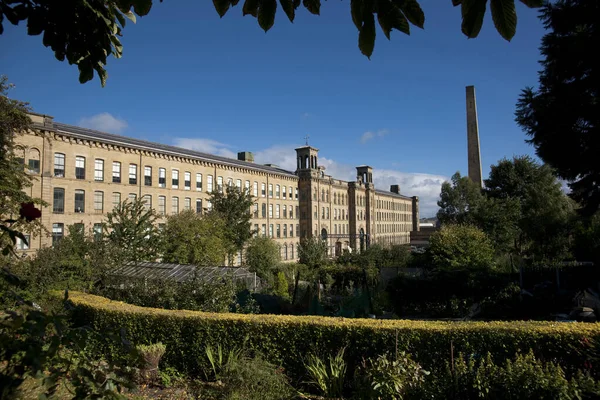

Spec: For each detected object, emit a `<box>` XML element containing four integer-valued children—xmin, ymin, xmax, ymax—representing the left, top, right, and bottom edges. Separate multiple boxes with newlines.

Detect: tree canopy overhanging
<box><xmin>0</xmin><ymin>0</ymin><xmax>542</xmax><ymax>86</ymax></box>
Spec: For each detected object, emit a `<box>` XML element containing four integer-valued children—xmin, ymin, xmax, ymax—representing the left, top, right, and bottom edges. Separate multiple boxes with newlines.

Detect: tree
<box><xmin>515</xmin><ymin>0</ymin><xmax>600</xmax><ymax>216</ymax></box>
<box><xmin>436</xmin><ymin>172</ymin><xmax>484</xmax><ymax>226</ymax></box>
<box><xmin>0</xmin><ymin>76</ymin><xmax>45</xmax><ymax>252</ymax></box>
<box><xmin>245</xmin><ymin>236</ymin><xmax>281</xmax><ymax>282</ymax></box>
<box><xmin>0</xmin><ymin>1</ymin><xmax>543</xmax><ymax>86</ymax></box>
<box><xmin>209</xmin><ymin>185</ymin><xmax>255</xmax><ymax>265</ymax></box>
<box><xmin>428</xmin><ymin>224</ymin><xmax>495</xmax><ymax>271</ymax></box>
<box><xmin>298</xmin><ymin>237</ymin><xmax>327</xmax><ymax>269</ymax></box>
<box><xmin>161</xmin><ymin>210</ymin><xmax>229</xmax><ymax>266</ymax></box>
<box><xmin>104</xmin><ymin>198</ymin><xmax>161</xmax><ymax>264</ymax></box>
<box><xmin>484</xmin><ymin>155</ymin><xmax>575</xmax><ymax>263</ymax></box>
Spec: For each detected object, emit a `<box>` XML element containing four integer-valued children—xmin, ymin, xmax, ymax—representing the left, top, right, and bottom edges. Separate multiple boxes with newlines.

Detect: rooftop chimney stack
<box><xmin>390</xmin><ymin>185</ymin><xmax>400</xmax><ymax>194</ymax></box>
<box><xmin>237</xmin><ymin>151</ymin><xmax>254</xmax><ymax>163</ymax></box>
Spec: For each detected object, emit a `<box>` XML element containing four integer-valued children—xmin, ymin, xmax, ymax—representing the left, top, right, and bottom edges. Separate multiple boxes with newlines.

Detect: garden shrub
<box><xmin>61</xmin><ymin>291</ymin><xmax>600</xmax><ymax>383</ymax></box>
<box><xmin>305</xmin><ymin>347</ymin><xmax>347</xmax><ymax>398</ymax></box>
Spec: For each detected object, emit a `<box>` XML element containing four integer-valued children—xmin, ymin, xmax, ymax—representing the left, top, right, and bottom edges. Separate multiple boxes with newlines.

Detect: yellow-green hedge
<box><xmin>61</xmin><ymin>291</ymin><xmax>600</xmax><ymax>379</ymax></box>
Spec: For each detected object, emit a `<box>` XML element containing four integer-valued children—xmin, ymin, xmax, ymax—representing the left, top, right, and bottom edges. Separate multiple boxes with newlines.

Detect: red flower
<box><xmin>19</xmin><ymin>202</ymin><xmax>41</xmax><ymax>222</ymax></box>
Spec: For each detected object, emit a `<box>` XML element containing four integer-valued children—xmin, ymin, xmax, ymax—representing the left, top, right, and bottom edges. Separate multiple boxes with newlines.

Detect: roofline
<box><xmin>53</xmin><ymin>122</ymin><xmax>298</xmax><ymax>178</ymax></box>
<box><xmin>374</xmin><ymin>189</ymin><xmax>413</xmax><ymax>200</ymax></box>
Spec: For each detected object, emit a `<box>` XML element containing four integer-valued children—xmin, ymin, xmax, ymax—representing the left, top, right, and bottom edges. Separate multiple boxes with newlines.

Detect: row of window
<box><xmin>377</xmin><ymin>199</ymin><xmax>412</xmax><ymax>211</ymax></box>
<box><xmin>52</xmin><ymin>188</ymin><xmax>212</xmax><ymax>215</ymax></box>
<box><xmin>253</xmin><ymin>203</ymin><xmax>299</xmax><ymax>220</ymax></box>
<box><xmin>53</xmin><ymin>154</ymin><xmax>300</xmax><ymax>199</ymax></box>
<box><xmin>377</xmin><ymin>224</ymin><xmax>412</xmax><ymax>234</ymax></box>
<box><xmin>255</xmin><ymin>223</ymin><xmax>298</xmax><ymax>239</ymax></box>
<box><xmin>51</xmin><ymin>223</ymin><xmax>103</xmax><ymax>245</ymax></box>
<box><xmin>377</xmin><ymin>212</ymin><xmax>412</xmax><ymax>222</ymax></box>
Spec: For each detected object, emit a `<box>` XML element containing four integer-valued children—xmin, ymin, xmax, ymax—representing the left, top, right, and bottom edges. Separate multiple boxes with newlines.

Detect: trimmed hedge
<box><xmin>60</xmin><ymin>291</ymin><xmax>600</xmax><ymax>380</ymax></box>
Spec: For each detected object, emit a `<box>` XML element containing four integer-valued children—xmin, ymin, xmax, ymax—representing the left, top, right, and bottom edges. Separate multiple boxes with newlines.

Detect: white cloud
<box><xmin>79</xmin><ymin>113</ymin><xmax>128</xmax><ymax>134</ymax></box>
<box><xmin>360</xmin><ymin>129</ymin><xmax>389</xmax><ymax>144</ymax></box>
<box><xmin>172</xmin><ymin>139</ymin><xmax>447</xmax><ymax>217</ymax></box>
<box><xmin>172</xmin><ymin>138</ymin><xmax>237</xmax><ymax>159</ymax></box>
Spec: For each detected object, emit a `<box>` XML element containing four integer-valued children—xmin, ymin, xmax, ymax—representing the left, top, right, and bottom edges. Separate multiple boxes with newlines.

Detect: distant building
<box><xmin>13</xmin><ymin>112</ymin><xmax>420</xmax><ymax>262</ymax></box>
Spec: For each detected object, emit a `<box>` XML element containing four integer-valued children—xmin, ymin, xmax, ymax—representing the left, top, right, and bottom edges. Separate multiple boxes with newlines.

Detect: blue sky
<box><xmin>0</xmin><ymin>0</ymin><xmax>546</xmax><ymax>216</ymax></box>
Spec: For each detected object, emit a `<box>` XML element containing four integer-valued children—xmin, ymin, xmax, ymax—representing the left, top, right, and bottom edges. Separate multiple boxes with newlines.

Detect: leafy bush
<box><xmin>357</xmin><ymin>352</ymin><xmax>428</xmax><ymax>400</ymax></box>
<box><xmin>205</xmin><ymin>343</ymin><xmax>243</xmax><ymax>380</ymax></box>
<box><xmin>428</xmin><ymin>224</ymin><xmax>495</xmax><ymax>271</ymax></box>
<box><xmin>273</xmin><ymin>271</ymin><xmax>290</xmax><ymax>300</ymax></box>
<box><xmin>422</xmin><ymin>351</ymin><xmax>600</xmax><ymax>399</ymax></box>
<box><xmin>218</xmin><ymin>354</ymin><xmax>295</xmax><ymax>400</ymax></box>
<box><xmin>63</xmin><ymin>291</ymin><xmax>600</xmax><ymax>383</ymax></box>
<box><xmin>305</xmin><ymin>347</ymin><xmax>347</xmax><ymax>398</ymax></box>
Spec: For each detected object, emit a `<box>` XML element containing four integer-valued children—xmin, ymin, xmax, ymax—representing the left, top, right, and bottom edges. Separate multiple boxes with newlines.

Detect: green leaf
<box><xmin>377</xmin><ymin>0</ymin><xmax>393</xmax><ymax>39</ymax></box>
<box><xmin>213</xmin><ymin>0</ymin><xmax>231</xmax><ymax>17</ymax></box>
<box><xmin>124</xmin><ymin>10</ymin><xmax>137</xmax><ymax>23</ymax></box>
<box><xmin>303</xmin><ymin>0</ymin><xmax>320</xmax><ymax>15</ymax></box>
<box><xmin>78</xmin><ymin>63</ymin><xmax>94</xmax><ymax>84</ymax></box>
<box><xmin>280</xmin><ymin>0</ymin><xmax>295</xmax><ymax>22</ymax></box>
<box><xmin>519</xmin><ymin>0</ymin><xmax>542</xmax><ymax>7</ymax></box>
<box><xmin>390</xmin><ymin>5</ymin><xmax>410</xmax><ymax>35</ymax></box>
<box><xmin>243</xmin><ymin>0</ymin><xmax>260</xmax><ymax>16</ymax></box>
<box><xmin>293</xmin><ymin>0</ymin><xmax>301</xmax><ymax>7</ymax></box>
<box><xmin>231</xmin><ymin>0</ymin><xmax>241</xmax><ymax>5</ymax></box>
<box><xmin>393</xmin><ymin>0</ymin><xmax>424</xmax><ymax>29</ymax></box>
<box><xmin>258</xmin><ymin>0</ymin><xmax>277</xmax><ymax>31</ymax></box>
<box><xmin>358</xmin><ymin>12</ymin><xmax>376</xmax><ymax>59</ymax></box>
<box><xmin>490</xmin><ymin>0</ymin><xmax>516</xmax><ymax>41</ymax></box>
<box><xmin>461</xmin><ymin>0</ymin><xmax>487</xmax><ymax>38</ymax></box>
<box><xmin>26</xmin><ymin>9</ymin><xmax>45</xmax><ymax>36</ymax></box>
<box><xmin>132</xmin><ymin>0</ymin><xmax>153</xmax><ymax>16</ymax></box>
<box><xmin>351</xmin><ymin>0</ymin><xmax>364</xmax><ymax>30</ymax></box>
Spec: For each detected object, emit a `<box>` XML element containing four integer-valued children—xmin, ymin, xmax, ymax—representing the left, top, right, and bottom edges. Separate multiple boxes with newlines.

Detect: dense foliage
<box><xmin>65</xmin><ymin>291</ymin><xmax>600</xmax><ymax>384</ymax></box>
<box><xmin>516</xmin><ymin>0</ymin><xmax>600</xmax><ymax>217</ymax></box>
<box><xmin>161</xmin><ymin>210</ymin><xmax>229</xmax><ymax>266</ymax></box>
<box><xmin>244</xmin><ymin>236</ymin><xmax>282</xmax><ymax>283</ymax></box>
<box><xmin>428</xmin><ymin>224</ymin><xmax>495</xmax><ymax>271</ymax></box>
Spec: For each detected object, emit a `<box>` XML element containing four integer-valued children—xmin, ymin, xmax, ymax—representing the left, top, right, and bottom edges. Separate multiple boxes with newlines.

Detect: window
<box><xmin>129</xmin><ymin>164</ymin><xmax>137</xmax><ymax>185</ymax></box>
<box><xmin>283</xmin><ymin>205</ymin><xmax>287</xmax><ymax>218</ymax></box>
<box><xmin>207</xmin><ymin>175</ymin><xmax>213</xmax><ymax>192</ymax></box>
<box><xmin>184</xmin><ymin>172</ymin><xmax>191</xmax><ymax>190</ymax></box>
<box><xmin>236</xmin><ymin>179</ymin><xmax>242</xmax><ymax>189</ymax></box>
<box><xmin>245</xmin><ymin>180</ymin><xmax>250</xmax><ymax>194</ymax></box>
<box><xmin>269</xmin><ymin>224</ymin><xmax>273</xmax><ymax>238</ymax></box>
<box><xmin>269</xmin><ymin>204</ymin><xmax>273</xmax><ymax>218</ymax></box>
<box><xmin>172</xmin><ymin>170</ymin><xmax>179</xmax><ymax>188</ymax></box>
<box><xmin>196</xmin><ymin>173</ymin><xmax>202</xmax><ymax>191</ymax></box>
<box><xmin>290</xmin><ymin>224</ymin><xmax>294</xmax><ymax>237</ymax></box>
<box><xmin>261</xmin><ymin>224</ymin><xmax>266</xmax><ymax>237</ymax></box>
<box><xmin>276</xmin><ymin>224</ymin><xmax>281</xmax><ymax>238</ymax></box>
<box><xmin>172</xmin><ymin>197</ymin><xmax>179</xmax><ymax>214</ymax></box>
<box><xmin>75</xmin><ymin>156</ymin><xmax>85</xmax><ymax>180</ymax></box>
<box><xmin>112</xmin><ymin>192</ymin><xmax>121</xmax><ymax>210</ymax></box>
<box><xmin>144</xmin><ymin>166</ymin><xmax>152</xmax><ymax>186</ymax></box>
<box><xmin>74</xmin><ymin>190</ymin><xmax>85</xmax><ymax>213</ymax></box>
<box><xmin>275</xmin><ymin>185</ymin><xmax>280</xmax><ymax>198</ymax></box>
<box><xmin>283</xmin><ymin>224</ymin><xmax>287</xmax><ymax>237</ymax></box>
<box><xmin>184</xmin><ymin>197</ymin><xmax>191</xmax><ymax>210</ymax></box>
<box><xmin>128</xmin><ymin>193</ymin><xmax>136</xmax><ymax>202</ymax></box>
<box><xmin>28</xmin><ymin>159</ymin><xmax>40</xmax><ymax>174</ymax></box>
<box><xmin>295</xmin><ymin>206</ymin><xmax>299</xmax><ymax>218</ymax></box>
<box><xmin>289</xmin><ymin>207</ymin><xmax>294</xmax><ymax>219</ymax></box>
<box><xmin>217</xmin><ymin>176</ymin><xmax>223</xmax><ymax>192</ymax></box>
<box><xmin>227</xmin><ymin>178</ymin><xmax>233</xmax><ymax>187</ymax></box>
<box><xmin>93</xmin><ymin>224</ymin><xmax>103</xmax><ymax>241</ymax></box>
<box><xmin>52</xmin><ymin>223</ymin><xmax>64</xmax><ymax>245</ymax></box>
<box><xmin>284</xmin><ymin>244</ymin><xmax>288</xmax><ymax>260</ymax></box>
<box><xmin>53</xmin><ymin>188</ymin><xmax>65</xmax><ymax>213</ymax></box>
<box><xmin>207</xmin><ymin>200</ymin><xmax>213</xmax><ymax>212</ymax></box>
<box><xmin>289</xmin><ymin>187</ymin><xmax>292</xmax><ymax>199</ymax></box>
<box><xmin>290</xmin><ymin>243</ymin><xmax>294</xmax><ymax>259</ymax></box>
<box><xmin>253</xmin><ymin>182</ymin><xmax>258</xmax><ymax>197</ymax></box>
<box><xmin>17</xmin><ymin>234</ymin><xmax>31</xmax><ymax>250</ymax></box>
<box><xmin>112</xmin><ymin>162</ymin><xmax>121</xmax><ymax>183</ymax></box>
<box><xmin>158</xmin><ymin>168</ymin><xmax>166</xmax><ymax>187</ymax></box>
<box><xmin>262</xmin><ymin>203</ymin><xmax>266</xmax><ymax>218</ymax></box>
<box><xmin>295</xmin><ymin>188</ymin><xmax>298</xmax><ymax>199</ymax></box>
<box><xmin>276</xmin><ymin>204</ymin><xmax>280</xmax><ymax>218</ymax></box>
<box><xmin>54</xmin><ymin>153</ymin><xmax>65</xmax><ymax>177</ymax></box>
<box><xmin>254</xmin><ymin>224</ymin><xmax>259</xmax><ymax>236</ymax></box>
<box><xmin>282</xmin><ymin>186</ymin><xmax>286</xmax><ymax>199</ymax></box>
<box><xmin>158</xmin><ymin>196</ymin><xmax>166</xmax><ymax>215</ymax></box>
<box><xmin>143</xmin><ymin>195</ymin><xmax>152</xmax><ymax>211</ymax></box>
<box><xmin>269</xmin><ymin>184</ymin><xmax>273</xmax><ymax>198</ymax></box>
<box><xmin>253</xmin><ymin>204</ymin><xmax>259</xmax><ymax>218</ymax></box>
<box><xmin>94</xmin><ymin>191</ymin><xmax>103</xmax><ymax>213</ymax></box>
<box><xmin>261</xmin><ymin>183</ymin><xmax>266</xmax><ymax>197</ymax></box>
<box><xmin>196</xmin><ymin>199</ymin><xmax>203</xmax><ymax>214</ymax></box>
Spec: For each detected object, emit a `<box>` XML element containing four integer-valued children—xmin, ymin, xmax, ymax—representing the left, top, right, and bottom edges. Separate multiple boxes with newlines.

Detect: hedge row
<box><xmin>60</xmin><ymin>291</ymin><xmax>600</xmax><ymax>380</ymax></box>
